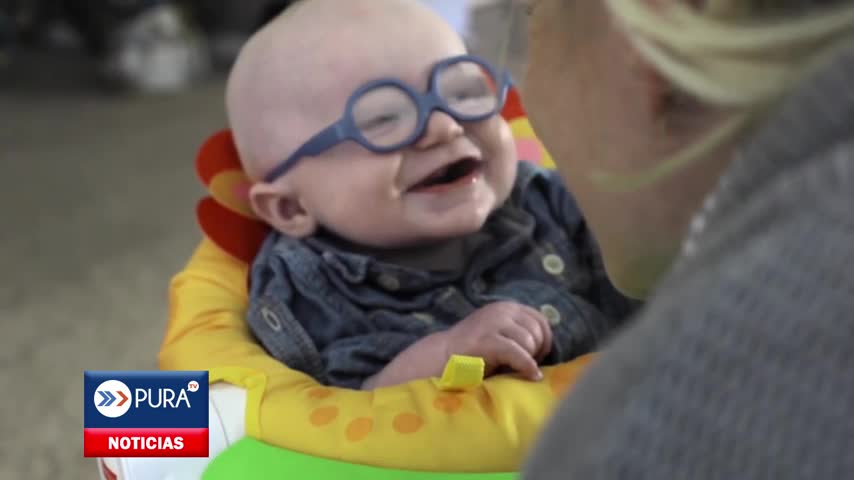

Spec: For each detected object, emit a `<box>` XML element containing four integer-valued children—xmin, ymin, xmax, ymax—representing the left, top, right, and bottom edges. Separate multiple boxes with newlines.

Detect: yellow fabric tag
<box><xmin>437</xmin><ymin>355</ymin><xmax>485</xmax><ymax>391</ymax></box>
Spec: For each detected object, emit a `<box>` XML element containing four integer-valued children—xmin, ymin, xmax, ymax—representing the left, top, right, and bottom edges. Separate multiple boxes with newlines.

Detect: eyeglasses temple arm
<box><xmin>263</xmin><ymin>123</ymin><xmax>347</xmax><ymax>182</ymax></box>
<box><xmin>500</xmin><ymin>71</ymin><xmax>515</xmax><ymax>105</ymax></box>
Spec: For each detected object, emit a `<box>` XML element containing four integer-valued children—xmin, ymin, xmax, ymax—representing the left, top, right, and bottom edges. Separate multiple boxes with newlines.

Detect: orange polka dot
<box><xmin>549</xmin><ymin>362</ymin><xmax>589</xmax><ymax>397</ymax></box>
<box><xmin>392</xmin><ymin>413</ymin><xmax>424</xmax><ymax>434</ymax></box>
<box><xmin>433</xmin><ymin>394</ymin><xmax>463</xmax><ymax>414</ymax></box>
<box><xmin>309</xmin><ymin>406</ymin><xmax>339</xmax><ymax>426</ymax></box>
<box><xmin>549</xmin><ymin>369</ymin><xmax>574</xmax><ymax>396</ymax></box>
<box><xmin>307</xmin><ymin>387</ymin><xmax>334</xmax><ymax>400</ymax></box>
<box><xmin>345</xmin><ymin>417</ymin><xmax>373</xmax><ymax>442</ymax></box>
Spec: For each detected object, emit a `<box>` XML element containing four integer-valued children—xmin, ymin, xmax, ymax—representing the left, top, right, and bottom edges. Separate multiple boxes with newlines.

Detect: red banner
<box><xmin>84</xmin><ymin>428</ymin><xmax>209</xmax><ymax>457</ymax></box>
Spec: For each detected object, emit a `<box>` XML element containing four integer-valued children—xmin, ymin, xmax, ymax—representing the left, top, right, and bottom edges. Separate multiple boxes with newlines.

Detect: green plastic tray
<box><xmin>202</xmin><ymin>438</ymin><xmax>518</xmax><ymax>480</ymax></box>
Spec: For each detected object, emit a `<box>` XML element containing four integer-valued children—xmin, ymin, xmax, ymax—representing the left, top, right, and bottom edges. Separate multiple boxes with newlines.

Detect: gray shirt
<box><xmin>523</xmin><ymin>45</ymin><xmax>854</xmax><ymax>479</ymax></box>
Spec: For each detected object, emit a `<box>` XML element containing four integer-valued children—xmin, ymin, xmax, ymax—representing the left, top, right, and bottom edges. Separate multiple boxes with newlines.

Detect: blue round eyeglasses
<box><xmin>264</xmin><ymin>54</ymin><xmax>513</xmax><ymax>182</ymax></box>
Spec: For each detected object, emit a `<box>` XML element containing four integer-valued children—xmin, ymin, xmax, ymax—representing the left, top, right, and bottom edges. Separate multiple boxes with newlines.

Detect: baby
<box><xmin>226</xmin><ymin>0</ymin><xmax>637</xmax><ymax>390</ymax></box>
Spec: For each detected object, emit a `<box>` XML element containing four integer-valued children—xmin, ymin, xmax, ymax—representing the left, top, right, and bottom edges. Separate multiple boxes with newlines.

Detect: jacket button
<box><xmin>261</xmin><ymin>306</ymin><xmax>282</xmax><ymax>331</ymax></box>
<box><xmin>540</xmin><ymin>304</ymin><xmax>561</xmax><ymax>326</ymax></box>
<box><xmin>542</xmin><ymin>254</ymin><xmax>565</xmax><ymax>275</ymax></box>
<box><xmin>378</xmin><ymin>273</ymin><xmax>401</xmax><ymax>291</ymax></box>
<box><xmin>413</xmin><ymin>312</ymin><xmax>435</xmax><ymax>325</ymax></box>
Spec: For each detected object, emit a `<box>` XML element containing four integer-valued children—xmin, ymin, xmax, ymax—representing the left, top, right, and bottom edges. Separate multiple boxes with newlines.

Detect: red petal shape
<box><xmin>501</xmin><ymin>86</ymin><xmax>526</xmax><ymax>122</ymax></box>
<box><xmin>196</xmin><ymin>130</ymin><xmax>243</xmax><ymax>187</ymax></box>
<box><xmin>197</xmin><ymin>197</ymin><xmax>269</xmax><ymax>264</ymax></box>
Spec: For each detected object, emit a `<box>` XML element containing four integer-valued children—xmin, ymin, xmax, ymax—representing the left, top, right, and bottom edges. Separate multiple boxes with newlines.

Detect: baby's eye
<box><xmin>358</xmin><ymin>112</ymin><xmax>402</xmax><ymax>131</ymax></box>
<box><xmin>447</xmin><ymin>83</ymin><xmax>490</xmax><ymax>102</ymax></box>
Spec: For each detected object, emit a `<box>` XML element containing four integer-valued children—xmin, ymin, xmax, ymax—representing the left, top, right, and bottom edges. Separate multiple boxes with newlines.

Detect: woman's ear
<box><xmin>248</xmin><ymin>181</ymin><xmax>318</xmax><ymax>238</ymax></box>
<box><xmin>627</xmin><ymin>3</ymin><xmax>704</xmax><ymax>123</ymax></box>
<box><xmin>634</xmin><ymin>53</ymin><xmax>704</xmax><ymax>130</ymax></box>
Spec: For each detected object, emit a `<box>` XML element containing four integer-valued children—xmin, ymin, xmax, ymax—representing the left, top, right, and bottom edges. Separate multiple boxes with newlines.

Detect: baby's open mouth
<box><xmin>411</xmin><ymin>158</ymin><xmax>481</xmax><ymax>193</ymax></box>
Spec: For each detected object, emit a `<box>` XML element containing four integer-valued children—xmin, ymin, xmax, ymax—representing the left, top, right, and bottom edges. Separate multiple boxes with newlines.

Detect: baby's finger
<box><xmin>490</xmin><ymin>337</ymin><xmax>542</xmax><ymax>381</ymax></box>
<box><xmin>498</xmin><ymin>323</ymin><xmax>538</xmax><ymax>356</ymax></box>
<box><xmin>516</xmin><ymin>307</ymin><xmax>553</xmax><ymax>361</ymax></box>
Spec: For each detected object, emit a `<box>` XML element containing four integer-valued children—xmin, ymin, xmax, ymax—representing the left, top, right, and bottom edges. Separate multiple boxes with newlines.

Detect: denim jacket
<box><xmin>248</xmin><ymin>161</ymin><xmax>639</xmax><ymax>389</ymax></box>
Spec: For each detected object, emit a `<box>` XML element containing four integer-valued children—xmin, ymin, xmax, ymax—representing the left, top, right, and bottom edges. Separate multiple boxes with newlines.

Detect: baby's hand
<box><xmin>445</xmin><ymin>302</ymin><xmax>553</xmax><ymax>381</ymax></box>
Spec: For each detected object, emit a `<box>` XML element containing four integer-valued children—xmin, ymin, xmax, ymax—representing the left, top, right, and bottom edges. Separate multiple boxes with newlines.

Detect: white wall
<box><xmin>420</xmin><ymin>0</ymin><xmax>499</xmax><ymax>37</ymax></box>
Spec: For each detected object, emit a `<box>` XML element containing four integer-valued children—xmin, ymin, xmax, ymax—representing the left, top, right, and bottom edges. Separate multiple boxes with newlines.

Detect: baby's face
<box><xmin>275</xmin><ymin>24</ymin><xmax>518</xmax><ymax>247</ymax></box>
<box><xmin>295</xmin><ymin>99</ymin><xmax>517</xmax><ymax>248</ymax></box>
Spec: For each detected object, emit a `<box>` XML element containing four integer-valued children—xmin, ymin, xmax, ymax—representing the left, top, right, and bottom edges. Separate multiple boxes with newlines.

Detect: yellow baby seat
<box><xmin>157</xmin><ymin>87</ymin><xmax>595</xmax><ymax>479</ymax></box>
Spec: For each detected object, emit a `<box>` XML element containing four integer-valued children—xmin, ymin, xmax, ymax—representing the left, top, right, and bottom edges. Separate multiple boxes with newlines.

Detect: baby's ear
<box><xmin>248</xmin><ymin>181</ymin><xmax>318</xmax><ymax>238</ymax></box>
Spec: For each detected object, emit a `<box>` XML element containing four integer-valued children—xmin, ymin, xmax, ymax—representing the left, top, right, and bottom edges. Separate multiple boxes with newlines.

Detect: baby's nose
<box><xmin>414</xmin><ymin>111</ymin><xmax>464</xmax><ymax>149</ymax></box>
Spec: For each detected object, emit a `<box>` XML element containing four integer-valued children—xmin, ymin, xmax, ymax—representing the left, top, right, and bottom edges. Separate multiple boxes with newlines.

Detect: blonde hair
<box><xmin>591</xmin><ymin>0</ymin><xmax>854</xmax><ymax>191</ymax></box>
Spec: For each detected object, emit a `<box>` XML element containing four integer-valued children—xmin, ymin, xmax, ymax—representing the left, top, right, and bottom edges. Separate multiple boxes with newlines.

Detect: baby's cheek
<box><xmin>473</xmin><ymin>117</ymin><xmax>516</xmax><ymax>160</ymax></box>
<box><xmin>479</xmin><ymin>117</ymin><xmax>516</xmax><ymax>154</ymax></box>
<box><xmin>487</xmin><ymin>130</ymin><xmax>520</xmax><ymax>202</ymax></box>
<box><xmin>334</xmin><ymin>191</ymin><xmax>408</xmax><ymax>241</ymax></box>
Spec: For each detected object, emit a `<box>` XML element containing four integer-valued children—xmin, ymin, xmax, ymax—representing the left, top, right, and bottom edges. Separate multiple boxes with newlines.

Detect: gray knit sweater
<box><xmin>522</xmin><ymin>45</ymin><xmax>854</xmax><ymax>479</ymax></box>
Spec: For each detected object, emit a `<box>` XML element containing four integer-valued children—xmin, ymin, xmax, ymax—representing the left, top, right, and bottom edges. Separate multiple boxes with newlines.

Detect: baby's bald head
<box><xmin>226</xmin><ymin>0</ymin><xmax>465</xmax><ymax>181</ymax></box>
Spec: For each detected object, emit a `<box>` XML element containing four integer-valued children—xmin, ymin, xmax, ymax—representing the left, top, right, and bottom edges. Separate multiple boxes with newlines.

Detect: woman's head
<box><xmin>521</xmin><ymin>0</ymin><xmax>854</xmax><ymax>298</ymax></box>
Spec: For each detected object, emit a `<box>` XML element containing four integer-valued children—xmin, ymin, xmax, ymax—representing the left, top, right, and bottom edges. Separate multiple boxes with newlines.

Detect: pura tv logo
<box><xmin>93</xmin><ymin>380</ymin><xmax>132</xmax><ymax>418</ymax></box>
<box><xmin>83</xmin><ymin>371</ymin><xmax>209</xmax><ymax>458</ymax></box>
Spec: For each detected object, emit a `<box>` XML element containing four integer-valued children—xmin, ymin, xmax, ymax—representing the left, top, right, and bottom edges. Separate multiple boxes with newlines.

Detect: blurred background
<box><xmin>0</xmin><ymin>0</ymin><xmax>527</xmax><ymax>478</ymax></box>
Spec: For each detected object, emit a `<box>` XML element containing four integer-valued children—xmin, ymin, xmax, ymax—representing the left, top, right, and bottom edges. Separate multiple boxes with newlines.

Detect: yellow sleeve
<box><xmin>158</xmin><ymin>237</ymin><xmax>283</xmax><ymax>438</ymax></box>
<box><xmin>161</xmin><ymin>237</ymin><xmax>254</xmax><ymax>369</ymax></box>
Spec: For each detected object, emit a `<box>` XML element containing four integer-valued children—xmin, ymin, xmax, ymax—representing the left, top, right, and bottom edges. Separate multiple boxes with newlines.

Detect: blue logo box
<box><xmin>84</xmin><ymin>371</ymin><xmax>209</xmax><ymax>429</ymax></box>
